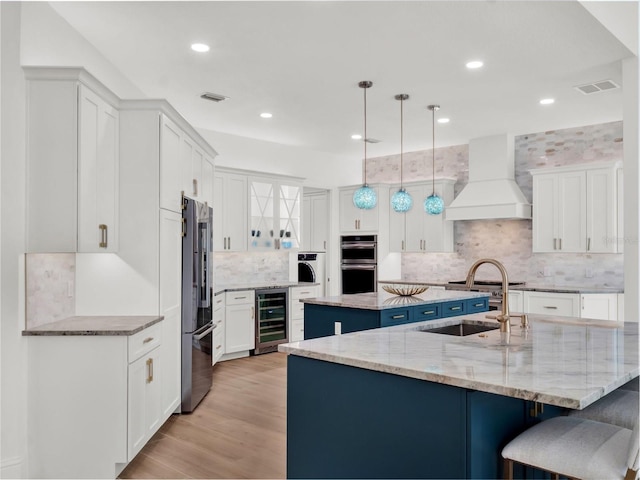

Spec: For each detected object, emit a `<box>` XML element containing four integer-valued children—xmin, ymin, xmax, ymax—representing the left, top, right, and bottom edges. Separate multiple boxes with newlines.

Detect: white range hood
<box><xmin>445</xmin><ymin>134</ymin><xmax>532</xmax><ymax>221</ymax></box>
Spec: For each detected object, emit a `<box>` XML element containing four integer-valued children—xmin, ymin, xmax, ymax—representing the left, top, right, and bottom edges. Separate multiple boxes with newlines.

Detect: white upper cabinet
<box><xmin>339</xmin><ymin>185</ymin><xmax>381</xmax><ymax>233</ymax></box>
<box><xmin>214</xmin><ymin>170</ymin><xmax>248</xmax><ymax>252</ymax></box>
<box><xmin>26</xmin><ymin>68</ymin><xmax>120</xmax><ymax>253</ymax></box>
<box><xmin>389</xmin><ymin>180</ymin><xmax>455</xmax><ymax>253</ymax></box>
<box><xmin>302</xmin><ymin>192</ymin><xmax>329</xmax><ymax>252</ymax></box>
<box><xmin>531</xmin><ymin>162</ymin><xmax>622</xmax><ymax>253</ymax></box>
<box><xmin>249</xmin><ymin>176</ymin><xmax>302</xmax><ymax>250</ymax></box>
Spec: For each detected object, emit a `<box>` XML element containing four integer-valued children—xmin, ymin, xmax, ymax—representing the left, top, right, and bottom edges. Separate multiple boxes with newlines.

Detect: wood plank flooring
<box><xmin>119</xmin><ymin>352</ymin><xmax>287</xmax><ymax>479</ymax></box>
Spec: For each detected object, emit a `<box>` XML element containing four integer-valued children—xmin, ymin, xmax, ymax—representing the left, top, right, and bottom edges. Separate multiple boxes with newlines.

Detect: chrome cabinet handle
<box><xmin>143</xmin><ymin>337</ymin><xmax>154</xmax><ymax>344</ymax></box>
<box><xmin>228</xmin><ymin>237</ymin><xmax>231</xmax><ymax>250</ymax></box>
<box><xmin>543</xmin><ymin>305</ymin><xmax>558</xmax><ymax>309</ymax></box>
<box><xmin>234</xmin><ymin>296</ymin><xmax>247</xmax><ymax>300</ymax></box>
<box><xmin>559</xmin><ymin>238</ymin><xmax>562</xmax><ymax>250</ymax></box>
<box><xmin>422</xmin><ymin>310</ymin><xmax>435</xmax><ymax>315</ymax></box>
<box><xmin>355</xmin><ymin>219</ymin><xmax>357</xmax><ymax>230</ymax></box>
<box><xmin>450</xmin><ymin>306</ymin><xmax>462</xmax><ymax>311</ymax></box>
<box><xmin>587</xmin><ymin>237</ymin><xmax>591</xmax><ymax>251</ymax></box>
<box><xmin>474</xmin><ymin>303</ymin><xmax>484</xmax><ymax>307</ymax></box>
<box><xmin>553</xmin><ymin>238</ymin><xmax>557</xmax><ymax>250</ymax></box>
<box><xmin>180</xmin><ymin>218</ymin><xmax>186</xmax><ymax>238</ymax></box>
<box><xmin>251</xmin><ymin>306</ymin><xmax>255</xmax><ymax>319</ymax></box>
<box><xmin>323</xmin><ymin>240</ymin><xmax>326</xmax><ymax>250</ymax></box>
<box><xmin>223</xmin><ymin>237</ymin><xmax>227</xmax><ymax>249</ymax></box>
<box><xmin>99</xmin><ymin>224</ymin><xmax>108</xmax><ymax>248</ymax></box>
<box><xmin>193</xmin><ymin>178</ymin><xmax>198</xmax><ymax>196</ymax></box>
<box><xmin>401</xmin><ymin>240</ymin><xmax>405</xmax><ymax>251</ymax></box>
<box><xmin>391</xmin><ymin>315</ymin><xmax>405</xmax><ymax>319</ymax></box>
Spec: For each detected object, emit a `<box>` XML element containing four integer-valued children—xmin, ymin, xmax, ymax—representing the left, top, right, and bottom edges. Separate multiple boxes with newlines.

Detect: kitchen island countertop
<box><xmin>280</xmin><ymin>312</ymin><xmax>638</xmax><ymax>409</ymax></box>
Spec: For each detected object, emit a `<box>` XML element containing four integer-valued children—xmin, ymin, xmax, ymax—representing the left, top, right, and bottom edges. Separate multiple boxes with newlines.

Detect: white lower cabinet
<box><xmin>27</xmin><ymin>321</ymin><xmax>165</xmax><ymax>479</ymax></box>
<box><xmin>213</xmin><ymin>293</ymin><xmax>226</xmax><ymax>365</ymax></box>
<box><xmin>581</xmin><ymin>293</ymin><xmax>618</xmax><ymax>321</ymax></box>
<box><xmin>508</xmin><ymin>290</ymin><xmax>524</xmax><ymax>313</ymax></box>
<box><xmin>290</xmin><ymin>285</ymin><xmax>319</xmax><ymax>342</ymax></box>
<box><xmin>223</xmin><ymin>290</ymin><xmax>255</xmax><ymax>356</ymax></box>
<box><xmin>523</xmin><ymin>291</ymin><xmax>581</xmax><ymax>317</ymax></box>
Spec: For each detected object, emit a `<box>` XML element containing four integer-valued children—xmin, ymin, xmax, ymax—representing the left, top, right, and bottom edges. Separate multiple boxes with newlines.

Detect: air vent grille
<box><xmin>574</xmin><ymin>80</ymin><xmax>620</xmax><ymax>95</ymax></box>
<box><xmin>200</xmin><ymin>92</ymin><xmax>228</xmax><ymax>102</ymax></box>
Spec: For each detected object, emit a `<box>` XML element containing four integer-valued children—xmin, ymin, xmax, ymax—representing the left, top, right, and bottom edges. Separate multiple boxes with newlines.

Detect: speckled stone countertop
<box><xmin>214</xmin><ymin>281</ymin><xmax>319</xmax><ymax>295</ymax></box>
<box><xmin>380</xmin><ymin>279</ymin><xmax>624</xmax><ymax>294</ymax></box>
<box><xmin>301</xmin><ymin>289</ymin><xmax>490</xmax><ymax>311</ymax></box>
<box><xmin>22</xmin><ymin>315</ymin><xmax>163</xmax><ymax>336</ymax></box>
<box><xmin>279</xmin><ymin>313</ymin><xmax>638</xmax><ymax>409</ymax></box>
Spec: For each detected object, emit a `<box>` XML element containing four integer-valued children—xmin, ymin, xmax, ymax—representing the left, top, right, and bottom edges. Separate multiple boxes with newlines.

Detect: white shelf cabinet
<box><xmin>289</xmin><ymin>285</ymin><xmax>319</xmax><ymax>342</ymax></box>
<box><xmin>249</xmin><ymin>176</ymin><xmax>302</xmax><ymax>250</ymax></box>
<box><xmin>27</xmin><ymin>322</ymin><xmax>164</xmax><ymax>479</ymax></box>
<box><xmin>213</xmin><ymin>294</ymin><xmax>226</xmax><ymax>365</ymax></box>
<box><xmin>302</xmin><ymin>192</ymin><xmax>329</xmax><ymax>252</ymax></box>
<box><xmin>339</xmin><ymin>185</ymin><xmax>381</xmax><ymax>233</ymax></box>
<box><xmin>531</xmin><ymin>162</ymin><xmax>622</xmax><ymax>253</ymax></box>
<box><xmin>224</xmin><ymin>290</ymin><xmax>255</xmax><ymax>355</ymax></box>
<box><xmin>25</xmin><ymin>68</ymin><xmax>119</xmax><ymax>253</ymax></box>
<box><xmin>388</xmin><ymin>180</ymin><xmax>456</xmax><ymax>253</ymax></box>
<box><xmin>213</xmin><ymin>170</ymin><xmax>248</xmax><ymax>252</ymax></box>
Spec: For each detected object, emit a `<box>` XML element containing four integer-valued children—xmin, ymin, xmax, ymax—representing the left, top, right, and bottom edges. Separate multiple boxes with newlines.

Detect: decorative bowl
<box><xmin>381</xmin><ymin>283</ymin><xmax>430</xmax><ymax>296</ymax></box>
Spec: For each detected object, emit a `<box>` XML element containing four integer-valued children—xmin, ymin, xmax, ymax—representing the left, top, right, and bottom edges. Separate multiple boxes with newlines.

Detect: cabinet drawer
<box><xmin>413</xmin><ymin>305</ymin><xmax>440</xmax><ymax>322</ymax></box>
<box><xmin>226</xmin><ymin>290</ymin><xmax>254</xmax><ymax>305</ymax></box>
<box><xmin>214</xmin><ymin>293</ymin><xmax>226</xmax><ymax>309</ymax></box>
<box><xmin>213</xmin><ymin>325</ymin><xmax>225</xmax><ymax>358</ymax></box>
<box><xmin>291</xmin><ymin>319</ymin><xmax>304</xmax><ymax>342</ymax></box>
<box><xmin>525</xmin><ymin>292</ymin><xmax>579</xmax><ymax>317</ymax></box>
<box><xmin>291</xmin><ymin>286</ymin><xmax>319</xmax><ymax>300</ymax></box>
<box><xmin>466</xmin><ymin>297</ymin><xmax>489</xmax><ymax>314</ymax></box>
<box><xmin>128</xmin><ymin>322</ymin><xmax>162</xmax><ymax>363</ymax></box>
<box><xmin>441</xmin><ymin>301</ymin><xmax>466</xmax><ymax>318</ymax></box>
<box><xmin>380</xmin><ymin>309</ymin><xmax>412</xmax><ymax>327</ymax></box>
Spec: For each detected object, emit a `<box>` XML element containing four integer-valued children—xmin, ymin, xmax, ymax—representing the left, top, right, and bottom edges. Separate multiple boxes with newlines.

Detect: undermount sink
<box><xmin>417</xmin><ymin>320</ymin><xmax>499</xmax><ymax>337</ymax></box>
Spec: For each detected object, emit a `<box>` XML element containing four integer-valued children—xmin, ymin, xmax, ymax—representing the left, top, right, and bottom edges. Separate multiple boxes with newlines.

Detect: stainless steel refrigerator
<box><xmin>181</xmin><ymin>197</ymin><xmax>214</xmax><ymax>413</ymax></box>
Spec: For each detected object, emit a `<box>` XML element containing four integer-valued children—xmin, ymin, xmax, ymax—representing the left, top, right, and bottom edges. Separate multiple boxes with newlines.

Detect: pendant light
<box><xmin>353</xmin><ymin>81</ymin><xmax>377</xmax><ymax>210</ymax></box>
<box><xmin>424</xmin><ymin>104</ymin><xmax>445</xmax><ymax>215</ymax></box>
<box><xmin>391</xmin><ymin>94</ymin><xmax>413</xmax><ymax>213</ymax></box>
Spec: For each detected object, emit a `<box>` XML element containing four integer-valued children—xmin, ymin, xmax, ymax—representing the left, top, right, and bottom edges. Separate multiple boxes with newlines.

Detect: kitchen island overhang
<box><xmin>280</xmin><ymin>314</ymin><xmax>638</xmax><ymax>479</ymax></box>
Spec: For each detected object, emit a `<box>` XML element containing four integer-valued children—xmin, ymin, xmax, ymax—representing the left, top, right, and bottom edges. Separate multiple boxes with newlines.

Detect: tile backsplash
<box><xmin>214</xmin><ymin>251</ymin><xmax>291</xmax><ymax>286</ymax></box>
<box><xmin>26</xmin><ymin>253</ymin><xmax>76</xmax><ymax>328</ymax></box>
<box><xmin>370</xmin><ymin>121</ymin><xmax>624</xmax><ymax>288</ymax></box>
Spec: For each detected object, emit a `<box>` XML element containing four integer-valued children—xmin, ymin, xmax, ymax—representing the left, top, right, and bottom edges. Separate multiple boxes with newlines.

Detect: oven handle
<box><xmin>341</xmin><ymin>264</ymin><xmax>377</xmax><ymax>271</ymax></box>
<box><xmin>341</xmin><ymin>243</ymin><xmax>377</xmax><ymax>249</ymax></box>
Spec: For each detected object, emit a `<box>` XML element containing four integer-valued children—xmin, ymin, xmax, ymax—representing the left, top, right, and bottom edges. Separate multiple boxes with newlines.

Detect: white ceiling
<box><xmin>50</xmin><ymin>1</ymin><xmax>633</xmax><ymax>160</ymax></box>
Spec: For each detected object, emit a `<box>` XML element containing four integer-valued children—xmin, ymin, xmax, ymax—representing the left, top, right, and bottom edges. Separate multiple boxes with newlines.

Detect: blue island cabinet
<box><xmin>286</xmin><ymin>355</ymin><xmax>562</xmax><ymax>479</ymax></box>
<box><xmin>304</xmin><ymin>296</ymin><xmax>489</xmax><ymax>339</ymax></box>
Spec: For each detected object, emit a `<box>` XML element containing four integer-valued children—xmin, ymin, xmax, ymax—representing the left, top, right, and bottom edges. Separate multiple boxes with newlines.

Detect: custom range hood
<box><xmin>445</xmin><ymin>134</ymin><xmax>532</xmax><ymax>221</ymax></box>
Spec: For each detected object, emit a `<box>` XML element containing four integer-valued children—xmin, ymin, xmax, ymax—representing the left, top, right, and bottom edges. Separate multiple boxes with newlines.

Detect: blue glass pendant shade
<box><xmin>353</xmin><ymin>185</ymin><xmax>377</xmax><ymax>209</ymax></box>
<box><xmin>391</xmin><ymin>188</ymin><xmax>413</xmax><ymax>213</ymax></box>
<box><xmin>424</xmin><ymin>194</ymin><xmax>444</xmax><ymax>215</ymax></box>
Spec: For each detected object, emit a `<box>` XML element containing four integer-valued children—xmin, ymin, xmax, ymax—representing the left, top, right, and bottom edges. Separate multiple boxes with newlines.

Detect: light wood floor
<box><xmin>119</xmin><ymin>352</ymin><xmax>287</xmax><ymax>479</ymax></box>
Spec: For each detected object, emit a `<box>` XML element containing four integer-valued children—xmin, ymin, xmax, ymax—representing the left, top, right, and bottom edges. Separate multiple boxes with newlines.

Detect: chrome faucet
<box><xmin>465</xmin><ymin>258</ymin><xmax>528</xmax><ymax>333</ymax></box>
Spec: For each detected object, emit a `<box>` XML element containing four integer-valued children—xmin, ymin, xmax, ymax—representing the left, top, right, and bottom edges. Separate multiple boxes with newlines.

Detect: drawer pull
<box><xmin>422</xmin><ymin>310</ymin><xmax>435</xmax><ymax>315</ymax></box>
<box><xmin>300</xmin><ymin>291</ymin><xmax>310</xmax><ymax>295</ymax></box>
<box><xmin>450</xmin><ymin>306</ymin><xmax>462</xmax><ymax>311</ymax></box>
<box><xmin>216</xmin><ymin>345</ymin><xmax>222</xmax><ymax>350</ymax></box>
<box><xmin>143</xmin><ymin>337</ymin><xmax>154</xmax><ymax>344</ymax></box>
<box><xmin>391</xmin><ymin>315</ymin><xmax>405</xmax><ymax>319</ymax></box>
<box><xmin>234</xmin><ymin>296</ymin><xmax>247</xmax><ymax>300</ymax></box>
<box><xmin>543</xmin><ymin>306</ymin><xmax>558</xmax><ymax>309</ymax></box>
<box><xmin>474</xmin><ymin>303</ymin><xmax>484</xmax><ymax>307</ymax></box>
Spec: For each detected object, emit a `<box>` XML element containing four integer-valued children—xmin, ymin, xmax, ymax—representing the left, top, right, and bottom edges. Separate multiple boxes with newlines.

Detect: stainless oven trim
<box><xmin>341</xmin><ymin>264</ymin><xmax>377</xmax><ymax>270</ymax></box>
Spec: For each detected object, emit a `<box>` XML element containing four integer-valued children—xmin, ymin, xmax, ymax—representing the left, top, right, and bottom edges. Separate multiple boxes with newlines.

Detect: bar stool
<box><xmin>502</xmin><ymin>416</ymin><xmax>639</xmax><ymax>480</ymax></box>
<box><xmin>568</xmin><ymin>389</ymin><xmax>639</xmax><ymax>430</ymax></box>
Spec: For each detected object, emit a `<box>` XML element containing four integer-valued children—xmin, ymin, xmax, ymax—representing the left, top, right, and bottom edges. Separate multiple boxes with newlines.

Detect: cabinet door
<box><xmin>389</xmin><ymin>208</ymin><xmax>406</xmax><ymax>252</ymax></box>
<box><xmin>159</xmin><ymin>210</ymin><xmax>182</xmax><ymax>418</ymax></box>
<box><xmin>128</xmin><ymin>348</ymin><xmax>161</xmax><ymax>460</ymax></box>
<box><xmin>279</xmin><ymin>183</ymin><xmax>301</xmax><ymax>249</ymax></box>
<box><xmin>225</xmin><ymin>303</ymin><xmax>255</xmax><ymax>353</ymax></box>
<box><xmin>532</xmin><ymin>175</ymin><xmax>558</xmax><ymax>252</ymax></box>
<box><xmin>159</xmin><ymin>115</ymin><xmax>183</xmax><ymax>212</ymax></box>
<box><xmin>359</xmin><ymin>187</ymin><xmax>379</xmax><ymax>232</ymax></box>
<box><xmin>310</xmin><ymin>194</ymin><xmax>329</xmax><ymax>252</ymax></box>
<box><xmin>557</xmin><ymin>172</ymin><xmax>586</xmax><ymax>252</ymax></box>
<box><xmin>581</xmin><ymin>294</ymin><xmax>618</xmax><ymax>321</ymax></box>
<box><xmin>302</xmin><ymin>196</ymin><xmax>312</xmax><ymax>250</ymax></box>
<box><xmin>77</xmin><ymin>84</ymin><xmax>119</xmax><ymax>252</ymax></box>
<box><xmin>586</xmin><ymin>168</ymin><xmax>616</xmax><ymax>253</ymax></box>
<box><xmin>403</xmin><ymin>185</ymin><xmax>424</xmax><ymax>252</ymax></box>
<box><xmin>250</xmin><ymin>180</ymin><xmax>276</xmax><ymax>250</ymax></box>
<box><xmin>339</xmin><ymin>188</ymin><xmax>360</xmax><ymax>232</ymax></box>
<box><xmin>181</xmin><ymin>137</ymin><xmax>196</xmax><ymax>199</ymax></box>
<box><xmin>214</xmin><ymin>172</ymin><xmax>248</xmax><ymax>252</ymax></box>
<box><xmin>202</xmin><ymin>157</ymin><xmax>214</xmax><ymax>207</ymax></box>
<box><xmin>508</xmin><ymin>290</ymin><xmax>524</xmax><ymax>313</ymax></box>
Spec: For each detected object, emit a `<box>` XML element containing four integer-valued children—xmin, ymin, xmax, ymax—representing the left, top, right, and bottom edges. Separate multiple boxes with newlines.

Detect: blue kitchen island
<box><xmin>302</xmin><ymin>289</ymin><xmax>490</xmax><ymax>339</ymax></box>
<box><xmin>280</xmin><ymin>312</ymin><xmax>639</xmax><ymax>479</ymax></box>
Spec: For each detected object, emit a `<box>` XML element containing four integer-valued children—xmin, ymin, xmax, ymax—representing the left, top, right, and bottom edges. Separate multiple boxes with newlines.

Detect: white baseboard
<box><xmin>219</xmin><ymin>350</ymin><xmax>250</xmax><ymax>361</ymax></box>
<box><xmin>1</xmin><ymin>456</ymin><xmax>24</xmax><ymax>479</ymax></box>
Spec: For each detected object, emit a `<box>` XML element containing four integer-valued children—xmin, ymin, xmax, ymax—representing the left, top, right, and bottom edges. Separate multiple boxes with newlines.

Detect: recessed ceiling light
<box><xmin>437</xmin><ymin>118</ymin><xmax>450</xmax><ymax>124</ymax></box>
<box><xmin>466</xmin><ymin>60</ymin><xmax>484</xmax><ymax>69</ymax></box>
<box><xmin>540</xmin><ymin>98</ymin><xmax>555</xmax><ymax>105</ymax></box>
<box><xmin>191</xmin><ymin>43</ymin><xmax>210</xmax><ymax>53</ymax></box>
<box><xmin>260</xmin><ymin>112</ymin><xmax>273</xmax><ymax>119</ymax></box>
<box><xmin>351</xmin><ymin>134</ymin><xmax>362</xmax><ymax>140</ymax></box>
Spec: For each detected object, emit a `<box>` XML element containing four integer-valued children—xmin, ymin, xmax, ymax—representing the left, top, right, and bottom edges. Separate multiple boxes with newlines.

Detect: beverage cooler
<box><xmin>254</xmin><ymin>288</ymin><xmax>288</xmax><ymax>354</ymax></box>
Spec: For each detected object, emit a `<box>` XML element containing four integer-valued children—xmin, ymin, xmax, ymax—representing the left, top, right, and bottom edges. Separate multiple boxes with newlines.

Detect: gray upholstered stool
<box><xmin>568</xmin><ymin>389</ymin><xmax>639</xmax><ymax>430</ymax></box>
<box><xmin>502</xmin><ymin>416</ymin><xmax>639</xmax><ymax>480</ymax></box>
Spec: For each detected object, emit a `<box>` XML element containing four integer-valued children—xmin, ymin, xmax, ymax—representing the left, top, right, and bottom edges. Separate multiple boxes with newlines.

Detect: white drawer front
<box><xmin>525</xmin><ymin>292</ymin><xmax>579</xmax><ymax>317</ymax></box>
<box><xmin>226</xmin><ymin>290</ymin><xmax>254</xmax><ymax>305</ymax></box>
<box><xmin>213</xmin><ymin>294</ymin><xmax>226</xmax><ymax>309</ymax></box>
<box><xmin>128</xmin><ymin>322</ymin><xmax>162</xmax><ymax>363</ymax></box>
<box><xmin>291</xmin><ymin>286</ymin><xmax>318</xmax><ymax>300</ymax></box>
<box><xmin>290</xmin><ymin>319</ymin><xmax>304</xmax><ymax>342</ymax></box>
<box><xmin>291</xmin><ymin>301</ymin><xmax>305</xmax><ymax>319</ymax></box>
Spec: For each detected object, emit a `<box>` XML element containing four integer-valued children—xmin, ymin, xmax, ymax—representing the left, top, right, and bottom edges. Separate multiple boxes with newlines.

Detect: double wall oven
<box><xmin>341</xmin><ymin>235</ymin><xmax>377</xmax><ymax>294</ymax></box>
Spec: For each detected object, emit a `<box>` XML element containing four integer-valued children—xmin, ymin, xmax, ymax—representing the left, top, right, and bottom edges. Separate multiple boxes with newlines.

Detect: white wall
<box><xmin>1</xmin><ymin>3</ymin><xmax>28</xmax><ymax>477</ymax></box>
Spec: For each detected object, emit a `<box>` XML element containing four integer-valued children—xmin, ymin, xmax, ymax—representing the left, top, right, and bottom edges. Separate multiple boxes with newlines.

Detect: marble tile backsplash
<box><xmin>370</xmin><ymin>121</ymin><xmax>624</xmax><ymax>289</ymax></box>
<box><xmin>26</xmin><ymin>253</ymin><xmax>76</xmax><ymax>329</ymax></box>
<box><xmin>214</xmin><ymin>251</ymin><xmax>291</xmax><ymax>285</ymax></box>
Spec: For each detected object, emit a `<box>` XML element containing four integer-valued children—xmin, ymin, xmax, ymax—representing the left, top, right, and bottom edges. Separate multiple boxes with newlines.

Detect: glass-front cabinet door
<box><xmin>279</xmin><ymin>184</ymin><xmax>300</xmax><ymax>250</ymax></box>
<box><xmin>249</xmin><ymin>178</ymin><xmax>301</xmax><ymax>250</ymax></box>
<box><xmin>249</xmin><ymin>180</ymin><xmax>275</xmax><ymax>250</ymax></box>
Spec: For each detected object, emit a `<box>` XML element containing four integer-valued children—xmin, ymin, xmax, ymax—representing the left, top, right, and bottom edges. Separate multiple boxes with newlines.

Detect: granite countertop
<box><xmin>215</xmin><ymin>281</ymin><xmax>319</xmax><ymax>295</ymax></box>
<box><xmin>279</xmin><ymin>313</ymin><xmax>638</xmax><ymax>409</ymax></box>
<box><xmin>301</xmin><ymin>289</ymin><xmax>490</xmax><ymax>310</ymax></box>
<box><xmin>22</xmin><ymin>315</ymin><xmax>163</xmax><ymax>336</ymax></box>
<box><xmin>380</xmin><ymin>279</ymin><xmax>624</xmax><ymax>294</ymax></box>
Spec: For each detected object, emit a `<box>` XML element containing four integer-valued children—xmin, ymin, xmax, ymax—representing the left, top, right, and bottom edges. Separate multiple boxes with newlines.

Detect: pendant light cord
<box><xmin>363</xmin><ymin>85</ymin><xmax>368</xmax><ymax>184</ymax></box>
<box><xmin>400</xmin><ymin>96</ymin><xmax>404</xmax><ymax>188</ymax></box>
<box><xmin>431</xmin><ymin>105</ymin><xmax>438</xmax><ymax>195</ymax></box>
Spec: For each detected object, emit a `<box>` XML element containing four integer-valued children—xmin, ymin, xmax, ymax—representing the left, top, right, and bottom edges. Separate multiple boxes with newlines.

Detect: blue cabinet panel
<box><xmin>441</xmin><ymin>300</ymin><xmax>466</xmax><ymax>317</ymax></box>
<box><xmin>380</xmin><ymin>308</ymin><xmax>412</xmax><ymax>327</ymax></box>
<box><xmin>412</xmin><ymin>304</ymin><xmax>440</xmax><ymax>321</ymax></box>
<box><xmin>466</xmin><ymin>297</ymin><xmax>489</xmax><ymax>314</ymax></box>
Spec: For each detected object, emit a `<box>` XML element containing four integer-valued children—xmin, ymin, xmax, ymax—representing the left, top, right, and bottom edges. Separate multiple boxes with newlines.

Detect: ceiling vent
<box><xmin>574</xmin><ymin>80</ymin><xmax>620</xmax><ymax>95</ymax></box>
<box><xmin>200</xmin><ymin>92</ymin><xmax>228</xmax><ymax>102</ymax></box>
